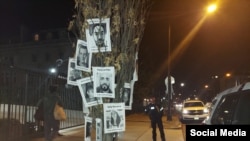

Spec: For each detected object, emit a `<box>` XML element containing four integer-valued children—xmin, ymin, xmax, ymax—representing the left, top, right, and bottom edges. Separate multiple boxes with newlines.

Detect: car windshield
<box><xmin>184</xmin><ymin>102</ymin><xmax>203</xmax><ymax>107</ymax></box>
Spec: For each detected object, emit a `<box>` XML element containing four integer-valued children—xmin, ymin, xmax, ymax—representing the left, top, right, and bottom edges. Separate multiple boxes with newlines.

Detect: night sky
<box><xmin>0</xmin><ymin>0</ymin><xmax>74</xmax><ymax>38</ymax></box>
<box><xmin>140</xmin><ymin>0</ymin><xmax>250</xmax><ymax>95</ymax></box>
<box><xmin>1</xmin><ymin>0</ymin><xmax>250</xmax><ymax>97</ymax></box>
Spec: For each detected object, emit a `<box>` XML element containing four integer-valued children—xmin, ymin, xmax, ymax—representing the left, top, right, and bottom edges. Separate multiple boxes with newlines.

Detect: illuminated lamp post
<box><xmin>164</xmin><ymin>3</ymin><xmax>217</xmax><ymax>121</ymax></box>
<box><xmin>207</xmin><ymin>4</ymin><xmax>217</xmax><ymax>14</ymax></box>
<box><xmin>48</xmin><ymin>59</ymin><xmax>68</xmax><ymax>85</ymax></box>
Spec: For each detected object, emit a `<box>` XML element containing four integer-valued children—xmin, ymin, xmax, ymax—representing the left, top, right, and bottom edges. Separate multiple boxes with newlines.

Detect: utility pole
<box><xmin>166</xmin><ymin>24</ymin><xmax>172</xmax><ymax>121</ymax></box>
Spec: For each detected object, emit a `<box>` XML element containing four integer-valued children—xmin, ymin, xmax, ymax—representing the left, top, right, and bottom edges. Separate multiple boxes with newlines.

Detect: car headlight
<box><xmin>203</xmin><ymin>108</ymin><xmax>209</xmax><ymax>113</ymax></box>
<box><xmin>175</xmin><ymin>104</ymin><xmax>183</xmax><ymax>107</ymax></box>
<box><xmin>182</xmin><ymin>109</ymin><xmax>189</xmax><ymax>114</ymax></box>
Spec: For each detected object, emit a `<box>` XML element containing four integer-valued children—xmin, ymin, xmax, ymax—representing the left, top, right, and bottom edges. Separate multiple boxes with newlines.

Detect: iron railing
<box><xmin>0</xmin><ymin>65</ymin><xmax>85</xmax><ymax>141</ymax></box>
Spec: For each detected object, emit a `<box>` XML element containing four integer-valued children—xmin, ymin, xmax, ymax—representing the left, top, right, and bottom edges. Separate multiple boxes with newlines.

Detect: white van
<box><xmin>203</xmin><ymin>82</ymin><xmax>250</xmax><ymax>124</ymax></box>
<box><xmin>180</xmin><ymin>99</ymin><xmax>209</xmax><ymax>124</ymax></box>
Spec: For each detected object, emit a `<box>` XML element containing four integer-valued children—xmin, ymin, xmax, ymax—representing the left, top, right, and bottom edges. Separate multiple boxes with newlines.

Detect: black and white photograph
<box><xmin>77</xmin><ymin>77</ymin><xmax>102</xmax><ymax>107</ymax></box>
<box><xmin>130</xmin><ymin>80</ymin><xmax>135</xmax><ymax>106</ymax></box>
<box><xmin>96</xmin><ymin>118</ymin><xmax>102</xmax><ymax>141</ymax></box>
<box><xmin>120</xmin><ymin>83</ymin><xmax>132</xmax><ymax>109</ymax></box>
<box><xmin>67</xmin><ymin>58</ymin><xmax>83</xmax><ymax>86</ymax></box>
<box><xmin>120</xmin><ymin>81</ymin><xmax>136</xmax><ymax>110</ymax></box>
<box><xmin>82</xmin><ymin>98</ymin><xmax>90</xmax><ymax>114</ymax></box>
<box><xmin>75</xmin><ymin>39</ymin><xmax>92</xmax><ymax>72</ymax></box>
<box><xmin>103</xmin><ymin>103</ymin><xmax>125</xmax><ymax>134</ymax></box>
<box><xmin>86</xmin><ymin>18</ymin><xmax>111</xmax><ymax>53</ymax></box>
<box><xmin>133</xmin><ymin>51</ymin><xmax>138</xmax><ymax>82</ymax></box>
<box><xmin>93</xmin><ymin>67</ymin><xmax>115</xmax><ymax>98</ymax></box>
<box><xmin>85</xmin><ymin>116</ymin><xmax>92</xmax><ymax>141</ymax></box>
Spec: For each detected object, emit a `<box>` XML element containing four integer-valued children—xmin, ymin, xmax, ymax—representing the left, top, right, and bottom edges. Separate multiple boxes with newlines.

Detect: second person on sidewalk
<box><xmin>145</xmin><ymin>97</ymin><xmax>166</xmax><ymax>141</ymax></box>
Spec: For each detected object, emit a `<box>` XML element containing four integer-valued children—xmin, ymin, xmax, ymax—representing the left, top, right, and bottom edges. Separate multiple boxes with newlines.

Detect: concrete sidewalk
<box><xmin>122</xmin><ymin>113</ymin><xmax>184</xmax><ymax>141</ymax></box>
<box><xmin>32</xmin><ymin>113</ymin><xmax>184</xmax><ymax>141</ymax></box>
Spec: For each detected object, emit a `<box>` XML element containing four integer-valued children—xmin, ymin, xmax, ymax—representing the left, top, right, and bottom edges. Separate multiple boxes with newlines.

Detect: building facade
<box><xmin>0</xmin><ymin>28</ymin><xmax>73</xmax><ymax>75</ymax></box>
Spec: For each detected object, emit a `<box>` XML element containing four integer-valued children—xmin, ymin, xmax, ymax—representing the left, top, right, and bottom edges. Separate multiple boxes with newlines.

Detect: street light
<box><xmin>49</xmin><ymin>59</ymin><xmax>69</xmax><ymax>75</ymax></box>
<box><xmin>225</xmin><ymin>73</ymin><xmax>231</xmax><ymax>77</ymax></box>
<box><xmin>48</xmin><ymin>58</ymin><xmax>69</xmax><ymax>84</ymax></box>
<box><xmin>207</xmin><ymin>4</ymin><xmax>217</xmax><ymax>13</ymax></box>
<box><xmin>49</xmin><ymin>68</ymin><xmax>57</xmax><ymax>74</ymax></box>
<box><xmin>165</xmin><ymin>3</ymin><xmax>217</xmax><ymax>121</ymax></box>
<box><xmin>180</xmin><ymin>82</ymin><xmax>185</xmax><ymax>87</ymax></box>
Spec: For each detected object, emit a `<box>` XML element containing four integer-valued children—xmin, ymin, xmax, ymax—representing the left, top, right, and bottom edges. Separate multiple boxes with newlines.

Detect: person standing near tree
<box><xmin>37</xmin><ymin>85</ymin><xmax>64</xmax><ymax>141</ymax></box>
<box><xmin>145</xmin><ymin>97</ymin><xmax>166</xmax><ymax>141</ymax></box>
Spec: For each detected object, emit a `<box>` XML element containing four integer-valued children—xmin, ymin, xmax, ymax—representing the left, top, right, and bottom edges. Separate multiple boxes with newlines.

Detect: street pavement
<box><xmin>32</xmin><ymin>113</ymin><xmax>185</xmax><ymax>141</ymax></box>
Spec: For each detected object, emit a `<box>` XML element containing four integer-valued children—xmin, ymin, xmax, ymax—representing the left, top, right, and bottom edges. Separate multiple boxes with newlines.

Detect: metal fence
<box><xmin>0</xmin><ymin>65</ymin><xmax>85</xmax><ymax>141</ymax></box>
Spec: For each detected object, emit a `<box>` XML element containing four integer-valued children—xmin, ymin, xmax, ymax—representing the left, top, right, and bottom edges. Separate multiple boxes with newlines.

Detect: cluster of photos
<box><xmin>66</xmin><ymin>18</ymin><xmax>138</xmax><ymax>140</ymax></box>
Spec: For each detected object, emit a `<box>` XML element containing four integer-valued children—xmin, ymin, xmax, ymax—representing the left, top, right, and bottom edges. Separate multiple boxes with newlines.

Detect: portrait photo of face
<box><xmin>93</xmin><ymin>67</ymin><xmax>115</xmax><ymax>98</ymax></box>
<box><xmin>92</xmin><ymin>24</ymin><xmax>106</xmax><ymax>47</ymax></box>
<box><xmin>77</xmin><ymin>44</ymin><xmax>89</xmax><ymax>67</ymax></box>
<box><xmin>122</xmin><ymin>88</ymin><xmax>131</xmax><ymax>106</ymax></box>
<box><xmin>77</xmin><ymin>77</ymin><xmax>103</xmax><ymax>107</ymax></box>
<box><xmin>75</xmin><ymin>40</ymin><xmax>91</xmax><ymax>72</ymax></box>
<box><xmin>103</xmin><ymin>103</ymin><xmax>125</xmax><ymax>133</ymax></box>
<box><xmin>67</xmin><ymin>58</ymin><xmax>83</xmax><ymax>86</ymax></box>
<box><xmin>69</xmin><ymin>62</ymin><xmax>82</xmax><ymax>81</ymax></box>
<box><xmin>86</xmin><ymin>18</ymin><xmax>111</xmax><ymax>53</ymax></box>
<box><xmin>85</xmin><ymin>82</ymin><xmax>95</xmax><ymax>102</ymax></box>
<box><xmin>110</xmin><ymin>110</ymin><xmax>121</xmax><ymax>128</ymax></box>
<box><xmin>96</xmin><ymin>73</ymin><xmax>112</xmax><ymax>93</ymax></box>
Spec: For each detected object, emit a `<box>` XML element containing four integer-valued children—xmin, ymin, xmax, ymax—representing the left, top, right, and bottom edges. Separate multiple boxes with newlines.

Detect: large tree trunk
<box><xmin>68</xmin><ymin>0</ymin><xmax>155</xmax><ymax>140</ymax></box>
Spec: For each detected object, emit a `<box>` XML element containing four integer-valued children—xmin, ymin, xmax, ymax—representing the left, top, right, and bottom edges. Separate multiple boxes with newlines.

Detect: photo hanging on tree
<box><xmin>92</xmin><ymin>67</ymin><xmax>115</xmax><ymax>98</ymax></box>
<box><xmin>77</xmin><ymin>77</ymin><xmax>103</xmax><ymax>107</ymax></box>
<box><xmin>75</xmin><ymin>39</ymin><xmax>92</xmax><ymax>72</ymax></box>
<box><xmin>86</xmin><ymin>18</ymin><xmax>111</xmax><ymax>53</ymax></box>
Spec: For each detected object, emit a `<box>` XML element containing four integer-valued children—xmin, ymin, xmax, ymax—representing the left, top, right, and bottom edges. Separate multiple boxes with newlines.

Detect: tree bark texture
<box><xmin>68</xmin><ymin>0</ymin><xmax>155</xmax><ymax>140</ymax></box>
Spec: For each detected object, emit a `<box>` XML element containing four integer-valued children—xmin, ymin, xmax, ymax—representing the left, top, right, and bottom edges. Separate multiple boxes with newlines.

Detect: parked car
<box><xmin>180</xmin><ymin>99</ymin><xmax>209</xmax><ymax>124</ymax></box>
<box><xmin>173</xmin><ymin>101</ymin><xmax>183</xmax><ymax>112</ymax></box>
<box><xmin>203</xmin><ymin>82</ymin><xmax>250</xmax><ymax>125</ymax></box>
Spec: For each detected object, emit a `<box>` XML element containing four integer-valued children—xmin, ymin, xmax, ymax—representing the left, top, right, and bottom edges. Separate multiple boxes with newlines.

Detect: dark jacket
<box><xmin>37</xmin><ymin>91</ymin><xmax>63</xmax><ymax>119</ymax></box>
<box><xmin>145</xmin><ymin>103</ymin><xmax>164</xmax><ymax>121</ymax></box>
<box><xmin>45</xmin><ymin>93</ymin><xmax>63</xmax><ymax>112</ymax></box>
